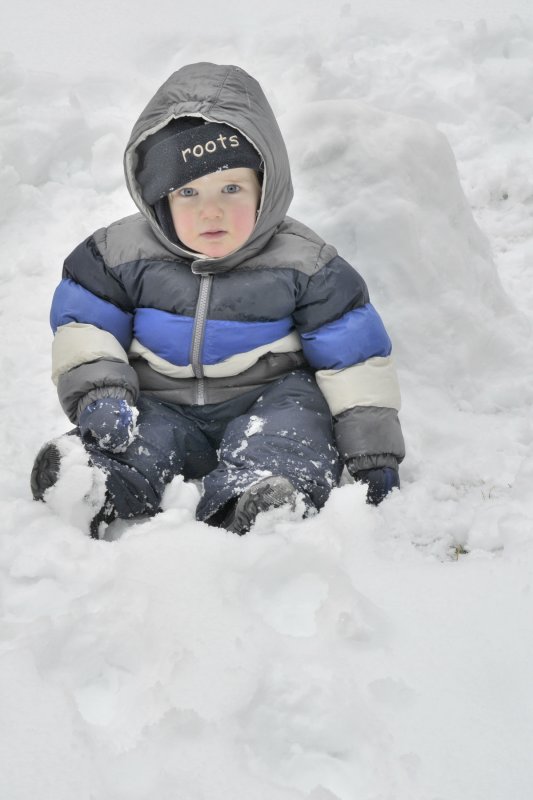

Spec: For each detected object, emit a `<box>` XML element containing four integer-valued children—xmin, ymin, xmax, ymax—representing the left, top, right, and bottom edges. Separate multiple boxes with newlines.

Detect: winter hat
<box><xmin>136</xmin><ymin>117</ymin><xmax>263</xmax><ymax>205</ymax></box>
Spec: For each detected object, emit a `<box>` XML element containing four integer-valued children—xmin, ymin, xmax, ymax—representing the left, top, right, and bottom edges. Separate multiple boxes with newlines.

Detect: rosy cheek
<box><xmin>231</xmin><ymin>206</ymin><xmax>257</xmax><ymax>237</ymax></box>
<box><xmin>171</xmin><ymin>208</ymin><xmax>194</xmax><ymax>238</ymax></box>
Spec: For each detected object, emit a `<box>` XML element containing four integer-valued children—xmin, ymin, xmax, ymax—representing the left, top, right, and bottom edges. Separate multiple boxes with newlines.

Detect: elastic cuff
<box><xmin>346</xmin><ymin>453</ymin><xmax>399</xmax><ymax>473</ymax></box>
<box><xmin>77</xmin><ymin>387</ymin><xmax>135</xmax><ymax>419</ymax></box>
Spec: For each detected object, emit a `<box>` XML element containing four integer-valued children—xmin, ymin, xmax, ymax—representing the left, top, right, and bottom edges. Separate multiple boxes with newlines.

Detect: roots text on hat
<box><xmin>136</xmin><ymin>118</ymin><xmax>263</xmax><ymax>205</ymax></box>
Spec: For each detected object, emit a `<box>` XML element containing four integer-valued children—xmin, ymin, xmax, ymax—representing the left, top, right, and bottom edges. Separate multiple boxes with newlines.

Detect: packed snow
<box><xmin>1</xmin><ymin>2</ymin><xmax>533</xmax><ymax>798</ymax></box>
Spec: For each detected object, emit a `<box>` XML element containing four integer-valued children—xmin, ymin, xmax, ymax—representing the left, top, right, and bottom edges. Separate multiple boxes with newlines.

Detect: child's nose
<box><xmin>200</xmin><ymin>198</ymin><xmax>223</xmax><ymax>218</ymax></box>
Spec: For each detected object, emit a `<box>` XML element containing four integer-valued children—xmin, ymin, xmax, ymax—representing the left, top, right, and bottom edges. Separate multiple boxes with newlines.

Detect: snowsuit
<box><xmin>49</xmin><ymin>62</ymin><xmax>405</xmax><ymax>522</ymax></box>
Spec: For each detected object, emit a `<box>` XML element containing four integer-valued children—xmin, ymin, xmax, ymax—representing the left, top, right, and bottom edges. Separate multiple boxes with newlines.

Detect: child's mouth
<box><xmin>201</xmin><ymin>230</ymin><xmax>226</xmax><ymax>239</ymax></box>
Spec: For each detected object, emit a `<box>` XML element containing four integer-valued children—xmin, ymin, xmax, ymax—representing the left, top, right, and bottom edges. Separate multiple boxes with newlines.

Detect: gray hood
<box><xmin>124</xmin><ymin>63</ymin><xmax>294</xmax><ymax>273</ymax></box>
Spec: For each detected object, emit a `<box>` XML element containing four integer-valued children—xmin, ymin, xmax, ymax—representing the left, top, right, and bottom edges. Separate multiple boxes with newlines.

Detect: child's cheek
<box><xmin>172</xmin><ymin>207</ymin><xmax>194</xmax><ymax>240</ymax></box>
<box><xmin>231</xmin><ymin>204</ymin><xmax>258</xmax><ymax>238</ymax></box>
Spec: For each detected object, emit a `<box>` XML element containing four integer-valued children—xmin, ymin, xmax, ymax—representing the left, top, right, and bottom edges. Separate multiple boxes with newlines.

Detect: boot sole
<box><xmin>230</xmin><ymin>476</ymin><xmax>298</xmax><ymax>535</ymax></box>
<box><xmin>30</xmin><ymin>442</ymin><xmax>61</xmax><ymax>501</ymax></box>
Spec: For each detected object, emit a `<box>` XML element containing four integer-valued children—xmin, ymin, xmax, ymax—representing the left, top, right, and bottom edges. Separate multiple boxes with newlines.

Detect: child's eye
<box><xmin>222</xmin><ymin>184</ymin><xmax>240</xmax><ymax>194</ymax></box>
<box><xmin>178</xmin><ymin>187</ymin><xmax>197</xmax><ymax>197</ymax></box>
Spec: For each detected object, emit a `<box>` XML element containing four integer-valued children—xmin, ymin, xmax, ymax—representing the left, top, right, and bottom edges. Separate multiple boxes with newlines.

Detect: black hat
<box><xmin>136</xmin><ymin>117</ymin><xmax>263</xmax><ymax>205</ymax></box>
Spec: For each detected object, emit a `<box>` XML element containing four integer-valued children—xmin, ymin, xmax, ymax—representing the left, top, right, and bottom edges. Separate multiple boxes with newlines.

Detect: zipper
<box><xmin>190</xmin><ymin>274</ymin><xmax>213</xmax><ymax>405</ymax></box>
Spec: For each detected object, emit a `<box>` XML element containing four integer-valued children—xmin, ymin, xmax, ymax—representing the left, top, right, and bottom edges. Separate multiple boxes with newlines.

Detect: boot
<box><xmin>225</xmin><ymin>475</ymin><xmax>302</xmax><ymax>535</ymax></box>
<box><xmin>31</xmin><ymin>435</ymin><xmax>116</xmax><ymax>539</ymax></box>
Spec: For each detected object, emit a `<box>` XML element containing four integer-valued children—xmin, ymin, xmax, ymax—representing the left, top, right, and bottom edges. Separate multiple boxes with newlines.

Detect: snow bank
<box><xmin>285</xmin><ymin>99</ymin><xmax>524</xmax><ymax>382</ymax></box>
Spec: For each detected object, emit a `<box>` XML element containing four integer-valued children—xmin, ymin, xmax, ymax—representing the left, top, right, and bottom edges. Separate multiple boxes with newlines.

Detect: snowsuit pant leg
<box><xmin>196</xmin><ymin>370</ymin><xmax>343</xmax><ymax>522</ymax></box>
<box><xmin>85</xmin><ymin>395</ymin><xmax>218</xmax><ymax>519</ymax></box>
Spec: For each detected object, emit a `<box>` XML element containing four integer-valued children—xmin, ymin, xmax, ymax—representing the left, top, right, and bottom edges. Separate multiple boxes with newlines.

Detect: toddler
<box><xmin>31</xmin><ymin>62</ymin><xmax>405</xmax><ymax>537</ymax></box>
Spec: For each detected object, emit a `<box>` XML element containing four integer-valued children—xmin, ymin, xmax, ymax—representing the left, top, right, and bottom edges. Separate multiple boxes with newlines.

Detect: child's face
<box><xmin>168</xmin><ymin>167</ymin><xmax>261</xmax><ymax>257</ymax></box>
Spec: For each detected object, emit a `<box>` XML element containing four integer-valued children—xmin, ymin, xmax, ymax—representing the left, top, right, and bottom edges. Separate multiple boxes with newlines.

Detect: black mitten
<box><xmin>347</xmin><ymin>463</ymin><xmax>400</xmax><ymax>505</ymax></box>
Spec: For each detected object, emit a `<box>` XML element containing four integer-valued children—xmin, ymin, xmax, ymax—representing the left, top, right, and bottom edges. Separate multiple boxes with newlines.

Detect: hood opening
<box><xmin>134</xmin><ymin>116</ymin><xmax>266</xmax><ymax>259</ymax></box>
<box><xmin>123</xmin><ymin>64</ymin><xmax>293</xmax><ymax>270</ymax></box>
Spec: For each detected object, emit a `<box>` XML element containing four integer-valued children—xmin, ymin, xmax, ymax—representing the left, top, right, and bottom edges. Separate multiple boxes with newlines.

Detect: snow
<box><xmin>40</xmin><ymin>434</ymin><xmax>108</xmax><ymax>531</ymax></box>
<box><xmin>245</xmin><ymin>416</ymin><xmax>265</xmax><ymax>437</ymax></box>
<box><xmin>2</xmin><ymin>3</ymin><xmax>533</xmax><ymax>798</ymax></box>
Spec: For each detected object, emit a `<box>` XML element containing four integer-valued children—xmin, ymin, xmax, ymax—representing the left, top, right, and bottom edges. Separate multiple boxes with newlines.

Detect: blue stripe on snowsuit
<box><xmin>50</xmin><ymin>279</ymin><xmax>133</xmax><ymax>352</ymax></box>
<box><xmin>134</xmin><ymin>308</ymin><xmax>294</xmax><ymax>366</ymax></box>
<box><xmin>300</xmin><ymin>303</ymin><xmax>392</xmax><ymax>370</ymax></box>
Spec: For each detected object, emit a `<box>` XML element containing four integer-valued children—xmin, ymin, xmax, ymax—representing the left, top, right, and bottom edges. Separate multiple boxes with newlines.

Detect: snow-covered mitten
<box><xmin>79</xmin><ymin>398</ymin><xmax>136</xmax><ymax>453</ymax></box>
<box><xmin>347</xmin><ymin>463</ymin><xmax>400</xmax><ymax>505</ymax></box>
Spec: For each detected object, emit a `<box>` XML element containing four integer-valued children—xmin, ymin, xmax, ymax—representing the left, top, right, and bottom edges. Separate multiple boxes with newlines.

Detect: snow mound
<box><xmin>284</xmin><ymin>99</ymin><xmax>531</xmax><ymax>399</ymax></box>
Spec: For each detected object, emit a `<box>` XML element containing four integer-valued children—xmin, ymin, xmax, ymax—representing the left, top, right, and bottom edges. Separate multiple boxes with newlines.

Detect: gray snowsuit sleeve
<box><xmin>50</xmin><ymin>234</ymin><xmax>139</xmax><ymax>423</ymax></box>
<box><xmin>293</xmin><ymin>253</ymin><xmax>405</xmax><ymax>471</ymax></box>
